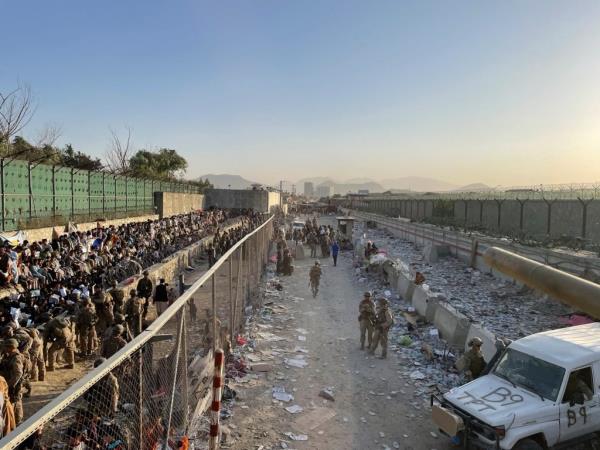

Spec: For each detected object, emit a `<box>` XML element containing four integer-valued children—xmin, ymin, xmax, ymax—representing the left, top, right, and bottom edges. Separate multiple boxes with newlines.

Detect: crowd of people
<box><xmin>0</xmin><ymin>208</ymin><xmax>265</xmax><ymax>446</ymax></box>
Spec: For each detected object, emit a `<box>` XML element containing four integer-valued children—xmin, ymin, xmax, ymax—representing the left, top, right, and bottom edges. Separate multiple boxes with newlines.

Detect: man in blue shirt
<box><xmin>331</xmin><ymin>241</ymin><xmax>340</xmax><ymax>267</ymax></box>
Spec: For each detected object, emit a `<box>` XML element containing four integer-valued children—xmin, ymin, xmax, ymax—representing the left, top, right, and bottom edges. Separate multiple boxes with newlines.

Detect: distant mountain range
<box><xmin>199</xmin><ymin>174</ymin><xmax>260</xmax><ymax>190</ymax></box>
<box><xmin>200</xmin><ymin>174</ymin><xmax>490</xmax><ymax>195</ymax></box>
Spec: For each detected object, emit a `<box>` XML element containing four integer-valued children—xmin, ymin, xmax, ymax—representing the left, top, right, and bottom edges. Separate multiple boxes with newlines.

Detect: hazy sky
<box><xmin>2</xmin><ymin>0</ymin><xmax>600</xmax><ymax>187</ymax></box>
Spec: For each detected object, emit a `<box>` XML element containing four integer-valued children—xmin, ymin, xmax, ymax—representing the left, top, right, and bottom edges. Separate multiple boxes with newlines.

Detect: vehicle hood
<box><xmin>444</xmin><ymin>374</ymin><xmax>551</xmax><ymax>427</ymax></box>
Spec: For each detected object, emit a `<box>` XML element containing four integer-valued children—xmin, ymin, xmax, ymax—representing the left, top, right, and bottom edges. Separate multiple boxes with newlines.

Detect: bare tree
<box><xmin>0</xmin><ymin>83</ymin><xmax>37</xmax><ymax>156</ymax></box>
<box><xmin>34</xmin><ymin>122</ymin><xmax>63</xmax><ymax>148</ymax></box>
<box><xmin>105</xmin><ymin>126</ymin><xmax>133</xmax><ymax>174</ymax></box>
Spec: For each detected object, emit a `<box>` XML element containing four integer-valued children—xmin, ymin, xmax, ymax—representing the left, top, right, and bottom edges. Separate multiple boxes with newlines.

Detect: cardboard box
<box><xmin>432</xmin><ymin>404</ymin><xmax>464</xmax><ymax>437</ymax></box>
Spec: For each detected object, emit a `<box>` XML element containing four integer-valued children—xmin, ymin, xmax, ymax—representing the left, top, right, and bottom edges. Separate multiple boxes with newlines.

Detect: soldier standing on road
<box><xmin>126</xmin><ymin>289</ymin><xmax>144</xmax><ymax>336</ymax></box>
<box><xmin>358</xmin><ymin>292</ymin><xmax>375</xmax><ymax>350</ymax></box>
<box><xmin>24</xmin><ymin>327</ymin><xmax>45</xmax><ymax>382</ymax></box>
<box><xmin>369</xmin><ymin>298</ymin><xmax>394</xmax><ymax>359</ymax></box>
<box><xmin>136</xmin><ymin>270</ymin><xmax>154</xmax><ymax>320</ymax></box>
<box><xmin>0</xmin><ymin>339</ymin><xmax>25</xmax><ymax>425</ymax></box>
<box><xmin>93</xmin><ymin>287</ymin><xmax>114</xmax><ymax>339</ymax></box>
<box><xmin>76</xmin><ymin>299</ymin><xmax>98</xmax><ymax>356</ymax></box>
<box><xmin>110</xmin><ymin>280</ymin><xmax>126</xmax><ymax>315</ymax></box>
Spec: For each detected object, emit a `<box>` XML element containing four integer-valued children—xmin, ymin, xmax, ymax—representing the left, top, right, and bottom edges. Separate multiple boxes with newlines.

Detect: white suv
<box><xmin>432</xmin><ymin>323</ymin><xmax>600</xmax><ymax>449</ymax></box>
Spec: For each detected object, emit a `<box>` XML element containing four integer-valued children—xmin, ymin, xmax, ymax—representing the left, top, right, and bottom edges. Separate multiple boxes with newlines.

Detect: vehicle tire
<box><xmin>513</xmin><ymin>438</ymin><xmax>543</xmax><ymax>450</ymax></box>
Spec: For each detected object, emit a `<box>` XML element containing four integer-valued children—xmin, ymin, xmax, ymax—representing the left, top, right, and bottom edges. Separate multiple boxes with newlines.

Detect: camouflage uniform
<box><xmin>25</xmin><ymin>327</ymin><xmax>45</xmax><ymax>382</ymax></box>
<box><xmin>0</xmin><ymin>341</ymin><xmax>25</xmax><ymax>424</ymax></box>
<box><xmin>101</xmin><ymin>326</ymin><xmax>127</xmax><ymax>359</ymax></box>
<box><xmin>76</xmin><ymin>300</ymin><xmax>98</xmax><ymax>356</ymax></box>
<box><xmin>125</xmin><ymin>290</ymin><xmax>144</xmax><ymax>336</ymax></box>
<box><xmin>110</xmin><ymin>284</ymin><xmax>126</xmax><ymax>315</ymax></box>
<box><xmin>369</xmin><ymin>300</ymin><xmax>394</xmax><ymax>358</ymax></box>
<box><xmin>93</xmin><ymin>290</ymin><xmax>114</xmax><ymax>339</ymax></box>
<box><xmin>13</xmin><ymin>329</ymin><xmax>33</xmax><ymax>397</ymax></box>
<box><xmin>44</xmin><ymin>317</ymin><xmax>75</xmax><ymax>370</ymax></box>
<box><xmin>84</xmin><ymin>358</ymin><xmax>119</xmax><ymax>418</ymax></box>
<box><xmin>358</xmin><ymin>294</ymin><xmax>375</xmax><ymax>350</ymax></box>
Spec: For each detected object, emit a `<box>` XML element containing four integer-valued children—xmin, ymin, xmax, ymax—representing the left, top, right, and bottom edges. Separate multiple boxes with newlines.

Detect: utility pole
<box><xmin>279</xmin><ymin>180</ymin><xmax>283</xmax><ymax>209</ymax></box>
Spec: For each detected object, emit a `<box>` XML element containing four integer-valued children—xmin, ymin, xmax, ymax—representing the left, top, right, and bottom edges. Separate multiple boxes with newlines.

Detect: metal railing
<box><xmin>0</xmin><ymin>215</ymin><xmax>274</xmax><ymax>449</ymax></box>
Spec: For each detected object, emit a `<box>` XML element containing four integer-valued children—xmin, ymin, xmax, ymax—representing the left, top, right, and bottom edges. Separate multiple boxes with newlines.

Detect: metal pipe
<box><xmin>483</xmin><ymin>246</ymin><xmax>600</xmax><ymax>319</ymax></box>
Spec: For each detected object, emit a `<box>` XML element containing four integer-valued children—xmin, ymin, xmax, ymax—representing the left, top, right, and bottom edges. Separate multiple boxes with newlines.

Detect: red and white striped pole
<box><xmin>209</xmin><ymin>349</ymin><xmax>225</xmax><ymax>450</ymax></box>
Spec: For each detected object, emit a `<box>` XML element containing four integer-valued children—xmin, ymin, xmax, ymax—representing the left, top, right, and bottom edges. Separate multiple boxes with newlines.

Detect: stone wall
<box><xmin>154</xmin><ymin>192</ymin><xmax>204</xmax><ymax>218</ymax></box>
<box><xmin>25</xmin><ymin>214</ymin><xmax>159</xmax><ymax>243</ymax></box>
<box><xmin>204</xmin><ymin>189</ymin><xmax>280</xmax><ymax>213</ymax></box>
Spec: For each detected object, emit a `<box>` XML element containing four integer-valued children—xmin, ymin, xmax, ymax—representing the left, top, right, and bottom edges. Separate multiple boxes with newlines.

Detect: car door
<box><xmin>558</xmin><ymin>366</ymin><xmax>599</xmax><ymax>442</ymax></box>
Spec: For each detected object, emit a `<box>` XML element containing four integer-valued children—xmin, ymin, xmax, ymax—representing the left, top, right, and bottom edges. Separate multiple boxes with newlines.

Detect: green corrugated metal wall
<box><xmin>0</xmin><ymin>160</ymin><xmax>201</xmax><ymax>231</ymax></box>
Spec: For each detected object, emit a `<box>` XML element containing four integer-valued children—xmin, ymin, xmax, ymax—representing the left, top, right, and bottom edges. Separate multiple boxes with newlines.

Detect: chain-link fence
<box><xmin>0</xmin><ymin>215</ymin><xmax>274</xmax><ymax>450</ymax></box>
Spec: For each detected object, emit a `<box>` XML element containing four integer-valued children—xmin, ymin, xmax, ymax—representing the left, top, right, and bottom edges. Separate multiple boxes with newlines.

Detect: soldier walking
<box><xmin>110</xmin><ymin>280</ymin><xmax>126</xmax><ymax>315</ymax></box>
<box><xmin>369</xmin><ymin>298</ymin><xmax>394</xmax><ymax>359</ymax></box>
<box><xmin>0</xmin><ymin>339</ymin><xmax>25</xmax><ymax>424</ymax></box>
<box><xmin>309</xmin><ymin>261</ymin><xmax>322</xmax><ymax>298</ymax></box>
<box><xmin>358</xmin><ymin>292</ymin><xmax>375</xmax><ymax>350</ymax></box>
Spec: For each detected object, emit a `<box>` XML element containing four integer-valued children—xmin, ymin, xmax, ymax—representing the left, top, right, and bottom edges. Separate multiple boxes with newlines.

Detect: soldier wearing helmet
<box><xmin>358</xmin><ymin>292</ymin><xmax>375</xmax><ymax>350</ymax></box>
<box><xmin>463</xmin><ymin>337</ymin><xmax>486</xmax><ymax>380</ymax></box>
<box><xmin>369</xmin><ymin>298</ymin><xmax>395</xmax><ymax>359</ymax></box>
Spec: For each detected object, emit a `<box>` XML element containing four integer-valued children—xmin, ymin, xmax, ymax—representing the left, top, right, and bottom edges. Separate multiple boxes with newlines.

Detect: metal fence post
<box><xmin>0</xmin><ymin>159</ymin><xmax>4</xmax><ymax>231</ymax></box>
<box><xmin>181</xmin><ymin>313</ymin><xmax>189</xmax><ymax>431</ymax></box>
<box><xmin>70</xmin><ymin>167</ymin><xmax>75</xmax><ymax>219</ymax></box>
<box><xmin>28</xmin><ymin>162</ymin><xmax>32</xmax><ymax>221</ymax></box>
<box><xmin>212</xmin><ymin>273</ymin><xmax>217</xmax><ymax>354</ymax></box>
<box><xmin>51</xmin><ymin>165</ymin><xmax>56</xmax><ymax>222</ymax></box>
<box><xmin>125</xmin><ymin>175</ymin><xmax>128</xmax><ymax>213</ymax></box>
<box><xmin>209</xmin><ymin>349</ymin><xmax>225</xmax><ymax>450</ymax></box>
<box><xmin>88</xmin><ymin>170</ymin><xmax>91</xmax><ymax>221</ymax></box>
<box><xmin>229</xmin><ymin>255</ymin><xmax>233</xmax><ymax>345</ymax></box>
<box><xmin>102</xmin><ymin>172</ymin><xmax>106</xmax><ymax>216</ymax></box>
<box><xmin>164</xmin><ymin>310</ymin><xmax>184</xmax><ymax>448</ymax></box>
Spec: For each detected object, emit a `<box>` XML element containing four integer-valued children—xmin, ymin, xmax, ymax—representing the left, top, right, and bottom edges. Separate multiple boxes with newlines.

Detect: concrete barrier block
<box><xmin>465</xmin><ymin>324</ymin><xmax>497</xmax><ymax>362</ymax></box>
<box><xmin>412</xmin><ymin>285</ymin><xmax>439</xmax><ymax>322</ymax></box>
<box><xmin>397</xmin><ymin>272</ymin><xmax>414</xmax><ymax>301</ymax></box>
<box><xmin>423</xmin><ymin>242</ymin><xmax>451</xmax><ymax>263</ymax></box>
<box><xmin>433</xmin><ymin>303</ymin><xmax>471</xmax><ymax>348</ymax></box>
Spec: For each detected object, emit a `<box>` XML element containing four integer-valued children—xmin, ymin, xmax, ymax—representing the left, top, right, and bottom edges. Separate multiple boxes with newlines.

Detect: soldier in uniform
<box><xmin>463</xmin><ymin>337</ymin><xmax>486</xmax><ymax>381</ymax></box>
<box><xmin>125</xmin><ymin>289</ymin><xmax>144</xmax><ymax>336</ymax></box>
<box><xmin>308</xmin><ymin>261</ymin><xmax>322</xmax><ymax>297</ymax></box>
<box><xmin>0</xmin><ymin>339</ymin><xmax>25</xmax><ymax>424</ymax></box>
<box><xmin>24</xmin><ymin>327</ymin><xmax>45</xmax><ymax>382</ymax></box>
<box><xmin>84</xmin><ymin>358</ymin><xmax>119</xmax><ymax>418</ymax></box>
<box><xmin>1</xmin><ymin>326</ymin><xmax>32</xmax><ymax>399</ymax></box>
<box><xmin>358</xmin><ymin>292</ymin><xmax>375</xmax><ymax>350</ymax></box>
<box><xmin>110</xmin><ymin>280</ymin><xmax>126</xmax><ymax>315</ymax></box>
<box><xmin>44</xmin><ymin>317</ymin><xmax>75</xmax><ymax>371</ymax></box>
<box><xmin>369</xmin><ymin>298</ymin><xmax>394</xmax><ymax>359</ymax></box>
<box><xmin>76</xmin><ymin>299</ymin><xmax>98</xmax><ymax>356</ymax></box>
<box><xmin>136</xmin><ymin>271</ymin><xmax>154</xmax><ymax>320</ymax></box>
<box><xmin>105</xmin><ymin>314</ymin><xmax>133</xmax><ymax>343</ymax></box>
<box><xmin>102</xmin><ymin>325</ymin><xmax>127</xmax><ymax>358</ymax></box>
<box><xmin>93</xmin><ymin>287</ymin><xmax>114</xmax><ymax>340</ymax></box>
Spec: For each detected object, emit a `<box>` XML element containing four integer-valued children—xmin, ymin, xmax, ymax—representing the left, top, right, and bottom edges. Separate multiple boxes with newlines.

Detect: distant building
<box><xmin>358</xmin><ymin>189</ymin><xmax>369</xmax><ymax>195</ymax></box>
<box><xmin>304</xmin><ymin>182</ymin><xmax>315</xmax><ymax>197</ymax></box>
<box><xmin>316</xmin><ymin>185</ymin><xmax>333</xmax><ymax>198</ymax></box>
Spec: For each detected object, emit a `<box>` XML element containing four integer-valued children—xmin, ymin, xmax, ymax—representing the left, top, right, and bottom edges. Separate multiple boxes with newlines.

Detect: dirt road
<box><xmin>225</xmin><ymin>229</ymin><xmax>450</xmax><ymax>449</ymax></box>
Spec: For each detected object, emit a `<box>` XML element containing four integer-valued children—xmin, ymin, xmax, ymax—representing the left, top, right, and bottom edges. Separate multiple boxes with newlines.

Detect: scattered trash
<box><xmin>273</xmin><ymin>387</ymin><xmax>294</xmax><ymax>402</ymax></box>
<box><xmin>318</xmin><ymin>388</ymin><xmax>335</xmax><ymax>401</ymax></box>
<box><xmin>285</xmin><ymin>358</ymin><xmax>309</xmax><ymax>368</ymax></box>
<box><xmin>285</xmin><ymin>404</ymin><xmax>304</xmax><ymax>414</ymax></box>
<box><xmin>283</xmin><ymin>432</ymin><xmax>308</xmax><ymax>441</ymax></box>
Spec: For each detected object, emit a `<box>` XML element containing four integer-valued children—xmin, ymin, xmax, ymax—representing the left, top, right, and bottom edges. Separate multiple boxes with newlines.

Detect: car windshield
<box><xmin>493</xmin><ymin>349</ymin><xmax>565</xmax><ymax>401</ymax></box>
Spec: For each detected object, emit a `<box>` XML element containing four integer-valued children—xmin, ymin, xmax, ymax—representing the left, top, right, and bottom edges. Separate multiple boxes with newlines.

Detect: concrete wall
<box><xmin>522</xmin><ymin>200</ymin><xmax>548</xmax><ymax>238</ymax></box>
<box><xmin>155</xmin><ymin>192</ymin><xmax>204</xmax><ymax>218</ymax></box>
<box><xmin>25</xmin><ymin>214</ymin><xmax>159</xmax><ymax>242</ymax></box>
<box><xmin>204</xmin><ymin>189</ymin><xmax>280</xmax><ymax>213</ymax></box>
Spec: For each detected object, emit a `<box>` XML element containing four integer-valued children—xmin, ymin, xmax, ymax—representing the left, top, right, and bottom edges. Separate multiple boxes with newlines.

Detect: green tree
<box><xmin>60</xmin><ymin>144</ymin><xmax>103</xmax><ymax>170</ymax></box>
<box><xmin>129</xmin><ymin>148</ymin><xmax>187</xmax><ymax>180</ymax></box>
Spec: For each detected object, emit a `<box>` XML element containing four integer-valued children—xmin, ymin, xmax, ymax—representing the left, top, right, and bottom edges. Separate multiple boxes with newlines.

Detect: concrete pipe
<box><xmin>483</xmin><ymin>246</ymin><xmax>600</xmax><ymax>319</ymax></box>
